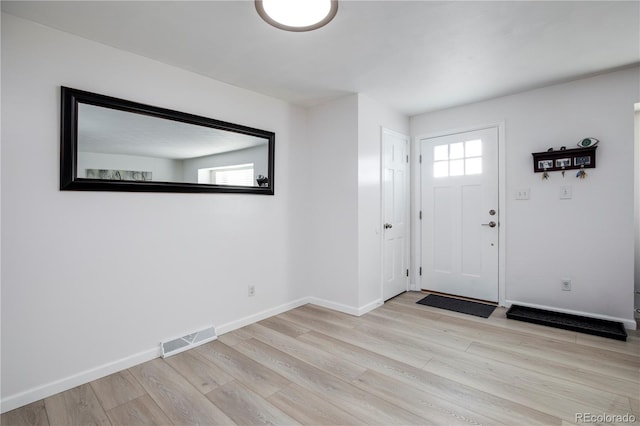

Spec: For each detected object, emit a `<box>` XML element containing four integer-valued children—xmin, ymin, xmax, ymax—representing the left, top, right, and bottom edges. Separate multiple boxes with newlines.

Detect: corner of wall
<box><xmin>634</xmin><ymin>103</ymin><xmax>640</xmax><ymax>316</ymax></box>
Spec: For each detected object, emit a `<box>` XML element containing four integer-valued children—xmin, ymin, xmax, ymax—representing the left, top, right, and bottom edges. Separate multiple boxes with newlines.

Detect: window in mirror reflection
<box><xmin>198</xmin><ymin>163</ymin><xmax>255</xmax><ymax>186</ymax></box>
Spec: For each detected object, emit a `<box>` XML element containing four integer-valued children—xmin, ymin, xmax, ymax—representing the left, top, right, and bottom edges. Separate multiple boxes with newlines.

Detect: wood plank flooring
<box><xmin>3</xmin><ymin>291</ymin><xmax>639</xmax><ymax>425</ymax></box>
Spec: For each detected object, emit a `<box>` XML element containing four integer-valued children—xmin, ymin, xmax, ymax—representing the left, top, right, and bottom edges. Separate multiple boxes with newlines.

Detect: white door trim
<box><xmin>413</xmin><ymin>122</ymin><xmax>506</xmax><ymax>306</ymax></box>
<box><xmin>381</xmin><ymin>127</ymin><xmax>410</xmax><ymax>300</ymax></box>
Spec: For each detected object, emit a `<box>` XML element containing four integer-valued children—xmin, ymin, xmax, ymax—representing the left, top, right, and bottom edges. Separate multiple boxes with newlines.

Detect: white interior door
<box><xmin>382</xmin><ymin>129</ymin><xmax>409</xmax><ymax>301</ymax></box>
<box><xmin>420</xmin><ymin>127</ymin><xmax>499</xmax><ymax>302</ymax></box>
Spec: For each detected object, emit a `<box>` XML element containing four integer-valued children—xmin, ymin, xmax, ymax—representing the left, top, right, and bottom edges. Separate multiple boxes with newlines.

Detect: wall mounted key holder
<box><xmin>532</xmin><ymin>146</ymin><xmax>597</xmax><ymax>174</ymax></box>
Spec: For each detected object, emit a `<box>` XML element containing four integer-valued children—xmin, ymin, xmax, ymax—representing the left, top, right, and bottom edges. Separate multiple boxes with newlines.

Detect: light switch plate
<box><xmin>516</xmin><ymin>188</ymin><xmax>530</xmax><ymax>200</ymax></box>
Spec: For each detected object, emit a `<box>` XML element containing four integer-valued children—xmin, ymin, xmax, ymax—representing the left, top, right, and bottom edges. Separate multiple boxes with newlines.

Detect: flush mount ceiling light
<box><xmin>256</xmin><ymin>0</ymin><xmax>338</xmax><ymax>32</ymax></box>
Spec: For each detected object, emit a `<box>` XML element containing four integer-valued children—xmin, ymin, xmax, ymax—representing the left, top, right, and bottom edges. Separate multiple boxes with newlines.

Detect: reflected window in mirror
<box><xmin>197</xmin><ymin>163</ymin><xmax>255</xmax><ymax>186</ymax></box>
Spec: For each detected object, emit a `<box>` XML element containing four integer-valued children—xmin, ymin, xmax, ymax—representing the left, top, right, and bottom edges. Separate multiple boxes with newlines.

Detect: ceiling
<box><xmin>3</xmin><ymin>1</ymin><xmax>639</xmax><ymax>116</ymax></box>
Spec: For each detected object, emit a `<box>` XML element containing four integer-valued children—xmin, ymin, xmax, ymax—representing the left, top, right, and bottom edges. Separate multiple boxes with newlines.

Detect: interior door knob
<box><xmin>481</xmin><ymin>221</ymin><xmax>497</xmax><ymax>228</ymax></box>
<box><xmin>384</xmin><ymin>223</ymin><xmax>393</xmax><ymax>229</ymax></box>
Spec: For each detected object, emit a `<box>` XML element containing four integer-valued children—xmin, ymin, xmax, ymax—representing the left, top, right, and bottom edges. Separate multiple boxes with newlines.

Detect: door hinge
<box><xmin>419</xmin><ymin>155</ymin><xmax>422</xmax><ymax>163</ymax></box>
<box><xmin>419</xmin><ymin>210</ymin><xmax>422</xmax><ymax>220</ymax></box>
<box><xmin>419</xmin><ymin>267</ymin><xmax>422</xmax><ymax>276</ymax></box>
<box><xmin>406</xmin><ymin>155</ymin><xmax>409</xmax><ymax>163</ymax></box>
<box><xmin>406</xmin><ymin>269</ymin><xmax>409</xmax><ymax>277</ymax></box>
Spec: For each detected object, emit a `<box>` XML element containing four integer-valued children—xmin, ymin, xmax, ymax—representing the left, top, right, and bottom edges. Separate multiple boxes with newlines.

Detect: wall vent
<box><xmin>160</xmin><ymin>325</ymin><xmax>217</xmax><ymax>358</ymax></box>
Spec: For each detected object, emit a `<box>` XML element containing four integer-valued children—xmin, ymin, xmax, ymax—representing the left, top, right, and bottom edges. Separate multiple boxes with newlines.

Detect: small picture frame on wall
<box><xmin>555</xmin><ymin>158</ymin><xmax>571</xmax><ymax>168</ymax></box>
<box><xmin>538</xmin><ymin>160</ymin><xmax>553</xmax><ymax>169</ymax></box>
<box><xmin>574</xmin><ymin>156</ymin><xmax>591</xmax><ymax>166</ymax></box>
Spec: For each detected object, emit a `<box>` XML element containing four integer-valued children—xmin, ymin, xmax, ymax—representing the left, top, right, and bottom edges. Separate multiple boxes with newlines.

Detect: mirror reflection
<box><xmin>60</xmin><ymin>87</ymin><xmax>275</xmax><ymax>194</ymax></box>
<box><xmin>77</xmin><ymin>103</ymin><xmax>270</xmax><ymax>187</ymax></box>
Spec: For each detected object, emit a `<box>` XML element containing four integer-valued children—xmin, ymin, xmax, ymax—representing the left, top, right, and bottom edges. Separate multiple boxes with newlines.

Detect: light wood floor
<box><xmin>3</xmin><ymin>291</ymin><xmax>639</xmax><ymax>426</ymax></box>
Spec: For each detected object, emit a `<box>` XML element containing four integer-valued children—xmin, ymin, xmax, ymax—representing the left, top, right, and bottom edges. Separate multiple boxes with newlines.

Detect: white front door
<box><xmin>382</xmin><ymin>129</ymin><xmax>409</xmax><ymax>301</ymax></box>
<box><xmin>420</xmin><ymin>127</ymin><xmax>499</xmax><ymax>302</ymax></box>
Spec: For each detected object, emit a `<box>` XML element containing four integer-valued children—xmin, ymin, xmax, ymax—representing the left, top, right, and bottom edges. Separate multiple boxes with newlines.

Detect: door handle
<box><xmin>481</xmin><ymin>221</ymin><xmax>497</xmax><ymax>228</ymax></box>
<box><xmin>384</xmin><ymin>223</ymin><xmax>393</xmax><ymax>229</ymax></box>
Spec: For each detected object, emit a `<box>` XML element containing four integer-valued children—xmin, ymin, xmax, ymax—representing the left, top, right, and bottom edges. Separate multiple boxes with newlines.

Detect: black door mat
<box><xmin>506</xmin><ymin>305</ymin><xmax>627</xmax><ymax>341</ymax></box>
<box><xmin>416</xmin><ymin>294</ymin><xmax>496</xmax><ymax>318</ymax></box>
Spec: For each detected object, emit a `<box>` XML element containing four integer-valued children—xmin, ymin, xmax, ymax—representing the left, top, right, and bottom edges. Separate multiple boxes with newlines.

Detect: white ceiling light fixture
<box><xmin>256</xmin><ymin>0</ymin><xmax>338</xmax><ymax>32</ymax></box>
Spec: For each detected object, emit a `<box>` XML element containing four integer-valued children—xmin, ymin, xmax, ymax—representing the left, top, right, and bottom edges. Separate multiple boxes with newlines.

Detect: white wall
<box><xmin>78</xmin><ymin>152</ymin><xmax>184</xmax><ymax>182</ymax></box>
<box><xmin>1</xmin><ymin>13</ymin><xmax>310</xmax><ymax>409</ymax></box>
<box><xmin>306</xmin><ymin>95</ymin><xmax>360</xmax><ymax>308</ymax></box>
<box><xmin>357</xmin><ymin>95</ymin><xmax>409</xmax><ymax>306</ymax></box>
<box><xmin>411</xmin><ymin>67</ymin><xmax>640</xmax><ymax>326</ymax></box>
<box><xmin>305</xmin><ymin>94</ymin><xmax>409</xmax><ymax>313</ymax></box>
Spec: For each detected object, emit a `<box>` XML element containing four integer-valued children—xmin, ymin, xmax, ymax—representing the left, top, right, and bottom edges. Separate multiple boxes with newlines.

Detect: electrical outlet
<box><xmin>248</xmin><ymin>285</ymin><xmax>255</xmax><ymax>297</ymax></box>
<box><xmin>561</xmin><ymin>279</ymin><xmax>571</xmax><ymax>291</ymax></box>
<box><xmin>559</xmin><ymin>186</ymin><xmax>572</xmax><ymax>199</ymax></box>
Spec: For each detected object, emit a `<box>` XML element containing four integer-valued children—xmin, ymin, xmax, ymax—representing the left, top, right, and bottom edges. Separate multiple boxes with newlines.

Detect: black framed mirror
<box><xmin>60</xmin><ymin>87</ymin><xmax>275</xmax><ymax>194</ymax></box>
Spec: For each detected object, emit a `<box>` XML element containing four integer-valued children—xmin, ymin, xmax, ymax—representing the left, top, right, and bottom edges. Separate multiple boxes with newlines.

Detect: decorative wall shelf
<box><xmin>532</xmin><ymin>146</ymin><xmax>597</xmax><ymax>173</ymax></box>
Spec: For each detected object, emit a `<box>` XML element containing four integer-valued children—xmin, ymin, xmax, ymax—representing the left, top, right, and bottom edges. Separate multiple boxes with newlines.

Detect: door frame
<box><xmin>380</xmin><ymin>127</ymin><xmax>411</xmax><ymax>300</ymax></box>
<box><xmin>412</xmin><ymin>122</ymin><xmax>506</xmax><ymax>306</ymax></box>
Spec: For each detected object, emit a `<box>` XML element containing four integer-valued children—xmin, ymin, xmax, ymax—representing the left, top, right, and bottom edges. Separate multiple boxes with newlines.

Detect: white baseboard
<box><xmin>215</xmin><ymin>297</ymin><xmax>309</xmax><ymax>335</ymax></box>
<box><xmin>0</xmin><ymin>295</ymin><xmax>383</xmax><ymax>414</ymax></box>
<box><xmin>0</xmin><ymin>347</ymin><xmax>160</xmax><ymax>414</ymax></box>
<box><xmin>505</xmin><ymin>299</ymin><xmax>637</xmax><ymax>330</ymax></box>
<box><xmin>306</xmin><ymin>297</ymin><xmax>383</xmax><ymax>316</ymax></box>
<box><xmin>356</xmin><ymin>298</ymin><xmax>384</xmax><ymax>316</ymax></box>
